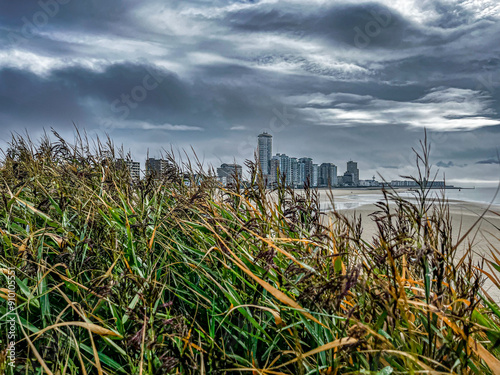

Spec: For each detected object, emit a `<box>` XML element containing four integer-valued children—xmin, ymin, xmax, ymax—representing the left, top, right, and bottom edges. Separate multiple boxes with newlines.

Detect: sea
<box><xmin>322</xmin><ymin>187</ymin><xmax>500</xmax><ymax>211</ymax></box>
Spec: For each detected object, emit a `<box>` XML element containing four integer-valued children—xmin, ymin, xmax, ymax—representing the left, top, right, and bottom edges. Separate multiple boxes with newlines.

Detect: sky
<box><xmin>1</xmin><ymin>0</ymin><xmax>499</xmax><ymax>185</ymax></box>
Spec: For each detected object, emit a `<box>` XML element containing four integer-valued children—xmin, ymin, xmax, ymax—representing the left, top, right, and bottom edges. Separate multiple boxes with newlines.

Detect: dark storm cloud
<box><xmin>224</xmin><ymin>2</ymin><xmax>426</xmax><ymax>50</ymax></box>
<box><xmin>0</xmin><ymin>1</ymin><xmax>137</xmax><ymax>32</ymax></box>
<box><xmin>0</xmin><ymin>63</ymin><xmax>189</xmax><ymax>124</ymax></box>
<box><xmin>0</xmin><ymin>0</ymin><xmax>499</xmax><ymax>183</ymax></box>
<box><xmin>436</xmin><ymin>161</ymin><xmax>467</xmax><ymax>168</ymax></box>
<box><xmin>477</xmin><ymin>158</ymin><xmax>500</xmax><ymax>164</ymax></box>
<box><xmin>436</xmin><ymin>161</ymin><xmax>455</xmax><ymax>168</ymax></box>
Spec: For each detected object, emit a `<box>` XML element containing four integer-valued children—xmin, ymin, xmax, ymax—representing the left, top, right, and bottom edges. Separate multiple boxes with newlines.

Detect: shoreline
<box><xmin>318</xmin><ymin>190</ymin><xmax>500</xmax><ymax>302</ymax></box>
<box><xmin>302</xmin><ymin>187</ymin><xmax>500</xmax><ymax>212</ymax></box>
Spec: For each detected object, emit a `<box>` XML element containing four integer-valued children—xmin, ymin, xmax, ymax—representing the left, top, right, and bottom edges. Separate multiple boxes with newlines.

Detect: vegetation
<box><xmin>1</xmin><ymin>130</ymin><xmax>500</xmax><ymax>374</ymax></box>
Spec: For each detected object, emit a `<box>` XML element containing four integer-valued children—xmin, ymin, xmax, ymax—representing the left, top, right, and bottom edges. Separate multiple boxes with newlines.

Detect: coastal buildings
<box><xmin>111</xmin><ymin>134</ymin><xmax>365</xmax><ymax>189</ymax></box>
<box><xmin>270</xmin><ymin>157</ymin><xmax>280</xmax><ymax>185</ymax></box>
<box><xmin>257</xmin><ymin>132</ymin><xmax>273</xmax><ymax>176</ymax></box>
<box><xmin>115</xmin><ymin>159</ymin><xmax>141</xmax><ymax>180</ymax></box>
<box><xmin>318</xmin><ymin>163</ymin><xmax>337</xmax><ymax>187</ymax></box>
<box><xmin>312</xmin><ymin>164</ymin><xmax>318</xmax><ymax>187</ymax></box>
<box><xmin>272</xmin><ymin>153</ymin><xmax>292</xmax><ymax>185</ymax></box>
<box><xmin>389</xmin><ymin>180</ymin><xmax>449</xmax><ymax>188</ymax></box>
<box><xmin>342</xmin><ymin>171</ymin><xmax>354</xmax><ymax>186</ymax></box>
<box><xmin>347</xmin><ymin>161</ymin><xmax>359</xmax><ymax>186</ymax></box>
<box><xmin>105</xmin><ymin>134</ymin><xmax>368</xmax><ymax>189</ymax></box>
<box><xmin>359</xmin><ymin>177</ymin><xmax>380</xmax><ymax>187</ymax></box>
<box><xmin>255</xmin><ymin>134</ymin><xmax>360</xmax><ymax>188</ymax></box>
<box><xmin>290</xmin><ymin>157</ymin><xmax>299</xmax><ymax>186</ymax></box>
<box><xmin>146</xmin><ymin>158</ymin><xmax>170</xmax><ymax>177</ymax></box>
<box><xmin>299</xmin><ymin>157</ymin><xmax>313</xmax><ymax>186</ymax></box>
<box><xmin>217</xmin><ymin>163</ymin><xmax>243</xmax><ymax>185</ymax></box>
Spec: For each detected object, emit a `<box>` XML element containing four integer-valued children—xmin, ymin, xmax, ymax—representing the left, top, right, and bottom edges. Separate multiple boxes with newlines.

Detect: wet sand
<box><xmin>317</xmin><ymin>189</ymin><xmax>500</xmax><ymax>302</ymax></box>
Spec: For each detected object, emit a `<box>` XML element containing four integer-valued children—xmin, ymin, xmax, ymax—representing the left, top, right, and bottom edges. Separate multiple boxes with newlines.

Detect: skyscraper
<box><xmin>116</xmin><ymin>159</ymin><xmax>141</xmax><ymax>180</ymax></box>
<box><xmin>290</xmin><ymin>157</ymin><xmax>299</xmax><ymax>187</ymax></box>
<box><xmin>269</xmin><ymin>157</ymin><xmax>280</xmax><ymax>185</ymax></box>
<box><xmin>269</xmin><ymin>153</ymin><xmax>292</xmax><ymax>186</ymax></box>
<box><xmin>312</xmin><ymin>164</ymin><xmax>318</xmax><ymax>187</ymax></box>
<box><xmin>319</xmin><ymin>163</ymin><xmax>337</xmax><ymax>187</ymax></box>
<box><xmin>217</xmin><ymin>163</ymin><xmax>242</xmax><ymax>185</ymax></box>
<box><xmin>347</xmin><ymin>161</ymin><xmax>359</xmax><ymax>186</ymax></box>
<box><xmin>298</xmin><ymin>157</ymin><xmax>313</xmax><ymax>186</ymax></box>
<box><xmin>278</xmin><ymin>153</ymin><xmax>292</xmax><ymax>185</ymax></box>
<box><xmin>146</xmin><ymin>158</ymin><xmax>170</xmax><ymax>177</ymax></box>
<box><xmin>257</xmin><ymin>132</ymin><xmax>272</xmax><ymax>176</ymax></box>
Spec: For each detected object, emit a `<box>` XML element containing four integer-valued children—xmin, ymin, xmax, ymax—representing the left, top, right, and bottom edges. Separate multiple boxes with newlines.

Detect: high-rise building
<box><xmin>217</xmin><ymin>163</ymin><xmax>242</xmax><ymax>186</ymax></box>
<box><xmin>298</xmin><ymin>163</ymin><xmax>305</xmax><ymax>186</ymax></box>
<box><xmin>298</xmin><ymin>157</ymin><xmax>313</xmax><ymax>186</ymax></box>
<box><xmin>319</xmin><ymin>163</ymin><xmax>337</xmax><ymax>187</ymax></box>
<box><xmin>116</xmin><ymin>159</ymin><xmax>141</xmax><ymax>180</ymax></box>
<box><xmin>276</xmin><ymin>153</ymin><xmax>292</xmax><ymax>185</ymax></box>
<box><xmin>343</xmin><ymin>171</ymin><xmax>354</xmax><ymax>186</ymax></box>
<box><xmin>257</xmin><ymin>132</ymin><xmax>272</xmax><ymax>176</ymax></box>
<box><xmin>312</xmin><ymin>164</ymin><xmax>318</xmax><ymax>187</ymax></box>
<box><xmin>347</xmin><ymin>161</ymin><xmax>359</xmax><ymax>186</ymax></box>
<box><xmin>269</xmin><ymin>157</ymin><xmax>280</xmax><ymax>185</ymax></box>
<box><xmin>146</xmin><ymin>158</ymin><xmax>170</xmax><ymax>177</ymax></box>
<box><xmin>290</xmin><ymin>158</ymin><xmax>299</xmax><ymax>187</ymax></box>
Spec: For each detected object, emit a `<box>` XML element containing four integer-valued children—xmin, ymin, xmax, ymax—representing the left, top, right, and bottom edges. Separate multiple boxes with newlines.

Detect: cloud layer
<box><xmin>0</xmin><ymin>0</ymin><xmax>499</xmax><ymax>184</ymax></box>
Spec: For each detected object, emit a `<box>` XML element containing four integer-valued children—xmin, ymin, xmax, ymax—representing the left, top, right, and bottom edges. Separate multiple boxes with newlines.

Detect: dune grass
<box><xmin>0</xmin><ymin>130</ymin><xmax>500</xmax><ymax>374</ymax></box>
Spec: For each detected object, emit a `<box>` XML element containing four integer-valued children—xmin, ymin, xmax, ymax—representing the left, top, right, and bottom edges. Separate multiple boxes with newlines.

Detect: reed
<box><xmin>0</xmin><ymin>130</ymin><xmax>499</xmax><ymax>374</ymax></box>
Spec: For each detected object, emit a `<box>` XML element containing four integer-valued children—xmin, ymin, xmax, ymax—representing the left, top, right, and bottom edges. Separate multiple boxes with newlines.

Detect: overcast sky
<box><xmin>1</xmin><ymin>0</ymin><xmax>499</xmax><ymax>185</ymax></box>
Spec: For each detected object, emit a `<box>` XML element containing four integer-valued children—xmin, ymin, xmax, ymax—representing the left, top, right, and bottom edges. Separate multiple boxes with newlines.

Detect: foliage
<box><xmin>0</xmin><ymin>130</ymin><xmax>499</xmax><ymax>374</ymax></box>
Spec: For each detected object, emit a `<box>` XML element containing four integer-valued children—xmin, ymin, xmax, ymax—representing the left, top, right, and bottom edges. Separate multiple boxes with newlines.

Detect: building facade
<box><xmin>298</xmin><ymin>157</ymin><xmax>313</xmax><ymax>186</ymax></box>
<box><xmin>146</xmin><ymin>158</ymin><xmax>170</xmax><ymax>177</ymax></box>
<box><xmin>346</xmin><ymin>161</ymin><xmax>359</xmax><ymax>186</ymax></box>
<box><xmin>257</xmin><ymin>132</ymin><xmax>273</xmax><ymax>176</ymax></box>
<box><xmin>217</xmin><ymin>163</ymin><xmax>243</xmax><ymax>185</ymax></box>
<box><xmin>290</xmin><ymin>158</ymin><xmax>299</xmax><ymax>187</ymax></box>
<box><xmin>116</xmin><ymin>159</ymin><xmax>141</xmax><ymax>180</ymax></box>
<box><xmin>318</xmin><ymin>163</ymin><xmax>337</xmax><ymax>187</ymax></box>
<box><xmin>312</xmin><ymin>164</ymin><xmax>318</xmax><ymax>187</ymax></box>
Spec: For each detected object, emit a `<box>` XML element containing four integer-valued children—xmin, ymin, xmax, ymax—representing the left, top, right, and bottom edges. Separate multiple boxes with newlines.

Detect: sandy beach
<box><xmin>315</xmin><ymin>188</ymin><xmax>500</xmax><ymax>301</ymax></box>
<box><xmin>322</xmin><ymin>189</ymin><xmax>500</xmax><ymax>251</ymax></box>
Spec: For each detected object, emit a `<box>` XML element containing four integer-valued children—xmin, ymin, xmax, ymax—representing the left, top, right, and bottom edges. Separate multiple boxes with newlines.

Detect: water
<box><xmin>322</xmin><ymin>187</ymin><xmax>500</xmax><ymax>211</ymax></box>
<box><xmin>441</xmin><ymin>187</ymin><xmax>500</xmax><ymax>206</ymax></box>
<box><xmin>398</xmin><ymin>187</ymin><xmax>500</xmax><ymax>207</ymax></box>
<box><xmin>323</xmin><ymin>194</ymin><xmax>383</xmax><ymax>211</ymax></box>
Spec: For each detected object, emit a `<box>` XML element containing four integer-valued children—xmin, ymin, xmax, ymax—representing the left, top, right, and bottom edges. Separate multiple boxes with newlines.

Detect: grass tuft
<box><xmin>0</xmin><ymin>130</ymin><xmax>499</xmax><ymax>374</ymax></box>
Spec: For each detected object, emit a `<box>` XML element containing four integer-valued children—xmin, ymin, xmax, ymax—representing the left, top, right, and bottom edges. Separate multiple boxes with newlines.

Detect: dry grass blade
<box><xmin>219</xmin><ymin>244</ymin><xmax>326</xmax><ymax>327</ymax></box>
<box><xmin>268</xmin><ymin>337</ymin><xmax>359</xmax><ymax>370</ymax></box>
<box><xmin>31</xmin><ymin>322</ymin><xmax>122</xmax><ymax>340</ymax></box>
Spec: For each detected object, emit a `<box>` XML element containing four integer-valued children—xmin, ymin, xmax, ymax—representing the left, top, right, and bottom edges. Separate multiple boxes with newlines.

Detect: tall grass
<box><xmin>0</xmin><ymin>130</ymin><xmax>499</xmax><ymax>374</ymax></box>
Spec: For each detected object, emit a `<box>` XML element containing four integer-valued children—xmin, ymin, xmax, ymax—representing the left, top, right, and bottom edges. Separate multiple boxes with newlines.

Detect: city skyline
<box><xmin>117</xmin><ymin>132</ymin><xmax>363</xmax><ymax>185</ymax></box>
<box><xmin>97</xmin><ymin>130</ymin><xmax>480</xmax><ymax>188</ymax></box>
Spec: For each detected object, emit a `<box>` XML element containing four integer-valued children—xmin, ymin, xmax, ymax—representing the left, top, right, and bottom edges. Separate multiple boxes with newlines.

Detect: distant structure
<box><xmin>299</xmin><ymin>157</ymin><xmax>313</xmax><ymax>186</ymax></box>
<box><xmin>389</xmin><ymin>179</ymin><xmax>449</xmax><ymax>188</ymax></box>
<box><xmin>146</xmin><ymin>158</ymin><xmax>170</xmax><ymax>177</ymax></box>
<box><xmin>318</xmin><ymin>163</ymin><xmax>337</xmax><ymax>187</ymax></box>
<box><xmin>217</xmin><ymin>163</ymin><xmax>242</xmax><ymax>186</ymax></box>
<box><xmin>254</xmin><ymin>134</ymin><xmax>366</xmax><ymax>188</ymax></box>
<box><xmin>257</xmin><ymin>132</ymin><xmax>273</xmax><ymax>177</ymax></box>
<box><xmin>342</xmin><ymin>171</ymin><xmax>354</xmax><ymax>186</ymax></box>
<box><xmin>116</xmin><ymin>159</ymin><xmax>141</xmax><ymax>180</ymax></box>
<box><xmin>346</xmin><ymin>161</ymin><xmax>359</xmax><ymax>186</ymax></box>
<box><xmin>270</xmin><ymin>157</ymin><xmax>280</xmax><ymax>186</ymax></box>
<box><xmin>269</xmin><ymin>153</ymin><xmax>294</xmax><ymax>186</ymax></box>
<box><xmin>312</xmin><ymin>164</ymin><xmax>318</xmax><ymax>187</ymax></box>
<box><xmin>290</xmin><ymin>158</ymin><xmax>299</xmax><ymax>186</ymax></box>
<box><xmin>359</xmin><ymin>177</ymin><xmax>380</xmax><ymax>187</ymax></box>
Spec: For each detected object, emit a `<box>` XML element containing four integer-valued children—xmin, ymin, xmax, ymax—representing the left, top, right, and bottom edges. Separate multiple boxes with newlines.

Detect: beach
<box><xmin>316</xmin><ymin>188</ymin><xmax>500</xmax><ymax>301</ymax></box>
